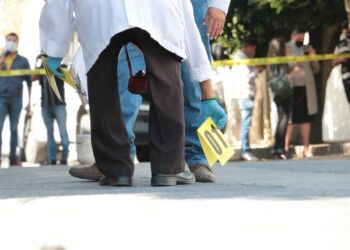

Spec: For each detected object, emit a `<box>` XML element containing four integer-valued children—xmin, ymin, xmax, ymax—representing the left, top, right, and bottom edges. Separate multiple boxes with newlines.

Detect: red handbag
<box><xmin>125</xmin><ymin>46</ymin><xmax>149</xmax><ymax>96</ymax></box>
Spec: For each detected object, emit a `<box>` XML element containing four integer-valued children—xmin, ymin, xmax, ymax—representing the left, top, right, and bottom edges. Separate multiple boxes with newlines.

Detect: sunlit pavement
<box><xmin>0</xmin><ymin>158</ymin><xmax>350</xmax><ymax>250</ymax></box>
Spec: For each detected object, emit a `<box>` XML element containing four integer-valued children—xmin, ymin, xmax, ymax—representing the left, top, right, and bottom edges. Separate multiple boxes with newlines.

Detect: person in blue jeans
<box><xmin>0</xmin><ymin>33</ymin><xmax>32</xmax><ymax>167</ymax></box>
<box><xmin>69</xmin><ymin>0</ymin><xmax>231</xmax><ymax>182</ymax></box>
<box><xmin>232</xmin><ymin>38</ymin><xmax>259</xmax><ymax>161</ymax></box>
<box><xmin>33</xmin><ymin>56</ymin><xmax>69</xmax><ymax>165</ymax></box>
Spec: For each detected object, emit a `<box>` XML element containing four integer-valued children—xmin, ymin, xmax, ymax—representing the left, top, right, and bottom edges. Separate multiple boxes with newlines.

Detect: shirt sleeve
<box><xmin>181</xmin><ymin>0</ymin><xmax>212</xmax><ymax>82</ymax></box>
<box><xmin>23</xmin><ymin>57</ymin><xmax>32</xmax><ymax>89</ymax></box>
<box><xmin>39</xmin><ymin>0</ymin><xmax>74</xmax><ymax>57</ymax></box>
<box><xmin>208</xmin><ymin>0</ymin><xmax>231</xmax><ymax>14</ymax></box>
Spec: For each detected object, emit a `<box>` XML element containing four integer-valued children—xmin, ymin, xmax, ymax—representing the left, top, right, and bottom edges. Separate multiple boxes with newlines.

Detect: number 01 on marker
<box><xmin>197</xmin><ymin>118</ymin><xmax>234</xmax><ymax>167</ymax></box>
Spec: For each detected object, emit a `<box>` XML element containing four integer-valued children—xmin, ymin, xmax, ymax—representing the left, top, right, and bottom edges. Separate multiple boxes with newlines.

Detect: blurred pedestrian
<box><xmin>233</xmin><ymin>37</ymin><xmax>259</xmax><ymax>161</ymax></box>
<box><xmin>285</xmin><ymin>27</ymin><xmax>320</xmax><ymax>158</ymax></box>
<box><xmin>40</xmin><ymin>0</ymin><xmax>226</xmax><ymax>186</ymax></box>
<box><xmin>333</xmin><ymin>20</ymin><xmax>350</xmax><ymax>104</ymax></box>
<box><xmin>32</xmin><ymin>55</ymin><xmax>69</xmax><ymax>165</ymax></box>
<box><xmin>267</xmin><ymin>37</ymin><xmax>294</xmax><ymax>159</ymax></box>
<box><xmin>0</xmin><ymin>33</ymin><xmax>32</xmax><ymax>167</ymax></box>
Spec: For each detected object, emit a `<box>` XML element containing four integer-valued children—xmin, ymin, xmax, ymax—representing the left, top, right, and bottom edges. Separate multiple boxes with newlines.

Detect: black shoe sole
<box><xmin>151</xmin><ymin>176</ymin><xmax>195</xmax><ymax>186</ymax></box>
<box><xmin>99</xmin><ymin>176</ymin><xmax>133</xmax><ymax>186</ymax></box>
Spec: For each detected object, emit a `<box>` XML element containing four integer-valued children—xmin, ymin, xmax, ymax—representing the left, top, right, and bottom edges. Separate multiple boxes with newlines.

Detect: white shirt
<box><xmin>231</xmin><ymin>50</ymin><xmax>259</xmax><ymax>99</ymax></box>
<box><xmin>209</xmin><ymin>0</ymin><xmax>231</xmax><ymax>14</ymax></box>
<box><xmin>40</xmin><ymin>0</ymin><xmax>212</xmax><ymax>82</ymax></box>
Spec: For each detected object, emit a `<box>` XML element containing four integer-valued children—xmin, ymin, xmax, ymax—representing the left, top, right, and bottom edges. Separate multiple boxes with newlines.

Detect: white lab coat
<box><xmin>40</xmin><ymin>0</ymin><xmax>213</xmax><ymax>82</ymax></box>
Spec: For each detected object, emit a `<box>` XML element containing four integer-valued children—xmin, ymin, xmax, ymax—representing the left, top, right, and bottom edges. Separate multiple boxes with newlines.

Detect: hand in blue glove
<box><xmin>202</xmin><ymin>98</ymin><xmax>227</xmax><ymax>129</ymax></box>
<box><xmin>46</xmin><ymin>57</ymin><xmax>64</xmax><ymax>78</ymax></box>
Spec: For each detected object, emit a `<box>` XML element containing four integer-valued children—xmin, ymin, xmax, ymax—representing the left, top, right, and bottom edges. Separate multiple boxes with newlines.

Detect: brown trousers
<box><xmin>87</xmin><ymin>28</ymin><xmax>185</xmax><ymax>178</ymax></box>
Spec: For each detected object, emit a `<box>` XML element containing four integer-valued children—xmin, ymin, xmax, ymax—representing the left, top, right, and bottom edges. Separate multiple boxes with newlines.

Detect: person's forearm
<box><xmin>200</xmin><ymin>79</ymin><xmax>215</xmax><ymax>100</ymax></box>
<box><xmin>40</xmin><ymin>0</ymin><xmax>74</xmax><ymax>57</ymax></box>
<box><xmin>333</xmin><ymin>58</ymin><xmax>345</xmax><ymax>67</ymax></box>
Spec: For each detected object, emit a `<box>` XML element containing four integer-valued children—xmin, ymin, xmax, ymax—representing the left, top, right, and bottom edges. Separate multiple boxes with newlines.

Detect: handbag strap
<box><xmin>124</xmin><ymin>45</ymin><xmax>133</xmax><ymax>77</ymax></box>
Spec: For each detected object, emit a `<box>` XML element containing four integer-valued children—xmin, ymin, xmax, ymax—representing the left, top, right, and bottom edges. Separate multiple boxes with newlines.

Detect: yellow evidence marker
<box><xmin>197</xmin><ymin>117</ymin><xmax>234</xmax><ymax>167</ymax></box>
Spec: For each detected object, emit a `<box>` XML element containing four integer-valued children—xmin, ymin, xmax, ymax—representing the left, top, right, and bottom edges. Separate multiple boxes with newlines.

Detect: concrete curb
<box><xmin>231</xmin><ymin>142</ymin><xmax>350</xmax><ymax>161</ymax></box>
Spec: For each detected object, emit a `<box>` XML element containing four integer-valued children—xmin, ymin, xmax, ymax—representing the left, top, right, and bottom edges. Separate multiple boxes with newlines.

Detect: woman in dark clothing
<box><xmin>267</xmin><ymin>37</ymin><xmax>293</xmax><ymax>159</ymax></box>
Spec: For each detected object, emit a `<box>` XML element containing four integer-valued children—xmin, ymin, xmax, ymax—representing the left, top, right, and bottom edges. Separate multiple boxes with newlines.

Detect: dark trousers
<box><xmin>87</xmin><ymin>28</ymin><xmax>185</xmax><ymax>178</ymax></box>
<box><xmin>274</xmin><ymin>98</ymin><xmax>291</xmax><ymax>152</ymax></box>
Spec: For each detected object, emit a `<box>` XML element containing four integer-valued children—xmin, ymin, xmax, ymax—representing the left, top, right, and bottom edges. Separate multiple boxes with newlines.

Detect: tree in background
<box><xmin>217</xmin><ymin>0</ymin><xmax>346</xmax><ymax>56</ymax></box>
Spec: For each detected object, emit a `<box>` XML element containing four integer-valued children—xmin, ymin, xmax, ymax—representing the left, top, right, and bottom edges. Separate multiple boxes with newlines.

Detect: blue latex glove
<box><xmin>46</xmin><ymin>57</ymin><xmax>64</xmax><ymax>78</ymax></box>
<box><xmin>202</xmin><ymin>98</ymin><xmax>227</xmax><ymax>129</ymax></box>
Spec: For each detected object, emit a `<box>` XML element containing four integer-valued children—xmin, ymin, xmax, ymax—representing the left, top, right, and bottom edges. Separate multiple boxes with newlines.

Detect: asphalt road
<box><xmin>0</xmin><ymin>158</ymin><xmax>349</xmax><ymax>250</ymax></box>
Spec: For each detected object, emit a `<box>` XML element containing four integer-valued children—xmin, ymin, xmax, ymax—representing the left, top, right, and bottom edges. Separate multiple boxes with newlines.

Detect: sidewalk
<box><xmin>1</xmin><ymin>142</ymin><xmax>349</xmax><ymax>167</ymax></box>
<box><xmin>231</xmin><ymin>142</ymin><xmax>350</xmax><ymax>160</ymax></box>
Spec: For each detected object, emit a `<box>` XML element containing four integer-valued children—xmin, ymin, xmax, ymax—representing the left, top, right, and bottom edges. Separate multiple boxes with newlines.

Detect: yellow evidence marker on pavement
<box><xmin>197</xmin><ymin>117</ymin><xmax>234</xmax><ymax>167</ymax></box>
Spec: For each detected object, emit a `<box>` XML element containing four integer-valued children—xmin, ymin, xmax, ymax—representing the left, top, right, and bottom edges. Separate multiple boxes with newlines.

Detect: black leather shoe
<box><xmin>151</xmin><ymin>171</ymin><xmax>195</xmax><ymax>186</ymax></box>
<box><xmin>99</xmin><ymin>176</ymin><xmax>133</xmax><ymax>186</ymax></box>
<box><xmin>190</xmin><ymin>164</ymin><xmax>216</xmax><ymax>183</ymax></box>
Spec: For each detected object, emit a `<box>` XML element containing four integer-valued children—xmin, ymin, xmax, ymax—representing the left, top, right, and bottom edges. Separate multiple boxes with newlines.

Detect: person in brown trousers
<box><xmin>40</xmin><ymin>0</ymin><xmax>226</xmax><ymax>186</ymax></box>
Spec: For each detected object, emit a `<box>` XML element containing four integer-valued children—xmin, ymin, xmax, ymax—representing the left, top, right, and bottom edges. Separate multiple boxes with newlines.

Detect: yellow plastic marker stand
<box><xmin>60</xmin><ymin>68</ymin><xmax>78</xmax><ymax>91</ymax></box>
<box><xmin>42</xmin><ymin>56</ymin><xmax>63</xmax><ymax>101</ymax></box>
<box><xmin>42</xmin><ymin>56</ymin><xmax>80</xmax><ymax>100</ymax></box>
<box><xmin>197</xmin><ymin>117</ymin><xmax>234</xmax><ymax>167</ymax></box>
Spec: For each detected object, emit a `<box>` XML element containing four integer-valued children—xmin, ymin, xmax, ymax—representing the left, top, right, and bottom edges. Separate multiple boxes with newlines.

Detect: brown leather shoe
<box><xmin>69</xmin><ymin>163</ymin><xmax>104</xmax><ymax>181</ymax></box>
<box><xmin>190</xmin><ymin>164</ymin><xmax>216</xmax><ymax>183</ymax></box>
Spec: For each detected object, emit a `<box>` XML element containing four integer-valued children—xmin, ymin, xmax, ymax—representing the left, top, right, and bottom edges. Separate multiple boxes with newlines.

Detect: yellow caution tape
<box><xmin>212</xmin><ymin>53</ymin><xmax>350</xmax><ymax>68</ymax></box>
<box><xmin>0</xmin><ymin>57</ymin><xmax>85</xmax><ymax>104</ymax></box>
<box><xmin>1</xmin><ymin>53</ymin><xmax>349</xmax><ymax>76</ymax></box>
<box><xmin>0</xmin><ymin>69</ymin><xmax>45</xmax><ymax>77</ymax></box>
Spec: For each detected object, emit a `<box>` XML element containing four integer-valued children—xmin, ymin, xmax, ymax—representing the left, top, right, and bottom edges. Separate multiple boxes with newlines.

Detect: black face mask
<box><xmin>295</xmin><ymin>41</ymin><xmax>304</xmax><ymax>48</ymax></box>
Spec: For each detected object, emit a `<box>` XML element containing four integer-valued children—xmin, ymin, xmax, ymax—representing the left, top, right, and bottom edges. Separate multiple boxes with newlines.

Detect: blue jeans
<box><xmin>238</xmin><ymin>98</ymin><xmax>254</xmax><ymax>154</ymax></box>
<box><xmin>117</xmin><ymin>0</ymin><xmax>211</xmax><ymax>167</ymax></box>
<box><xmin>117</xmin><ymin>46</ymin><xmax>144</xmax><ymax>161</ymax></box>
<box><xmin>0</xmin><ymin>95</ymin><xmax>22</xmax><ymax>160</ymax></box>
<box><xmin>41</xmin><ymin>105</ymin><xmax>69</xmax><ymax>162</ymax></box>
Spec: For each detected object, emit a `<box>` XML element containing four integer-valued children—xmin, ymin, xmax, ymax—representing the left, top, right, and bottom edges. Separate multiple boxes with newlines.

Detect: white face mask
<box><xmin>5</xmin><ymin>40</ymin><xmax>18</xmax><ymax>52</ymax></box>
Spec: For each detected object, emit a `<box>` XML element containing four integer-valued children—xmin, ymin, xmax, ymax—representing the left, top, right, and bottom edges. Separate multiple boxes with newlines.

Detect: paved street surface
<box><xmin>1</xmin><ymin>159</ymin><xmax>350</xmax><ymax>250</ymax></box>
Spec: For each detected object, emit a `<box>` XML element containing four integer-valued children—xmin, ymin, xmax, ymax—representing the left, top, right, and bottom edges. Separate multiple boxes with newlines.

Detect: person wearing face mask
<box><xmin>231</xmin><ymin>37</ymin><xmax>260</xmax><ymax>161</ymax></box>
<box><xmin>333</xmin><ymin>20</ymin><xmax>350</xmax><ymax>104</ymax></box>
<box><xmin>285</xmin><ymin>27</ymin><xmax>320</xmax><ymax>158</ymax></box>
<box><xmin>0</xmin><ymin>33</ymin><xmax>32</xmax><ymax>167</ymax></box>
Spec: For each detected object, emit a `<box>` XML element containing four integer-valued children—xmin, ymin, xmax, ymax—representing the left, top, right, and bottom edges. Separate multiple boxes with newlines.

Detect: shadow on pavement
<box><xmin>0</xmin><ymin>159</ymin><xmax>350</xmax><ymax>200</ymax></box>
